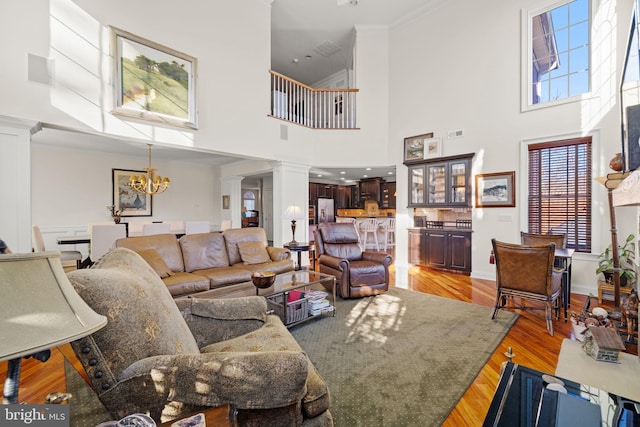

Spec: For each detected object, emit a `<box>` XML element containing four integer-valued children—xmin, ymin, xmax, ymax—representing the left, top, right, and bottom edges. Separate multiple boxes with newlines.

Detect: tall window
<box><xmin>524</xmin><ymin>0</ymin><xmax>590</xmax><ymax>108</ymax></box>
<box><xmin>528</xmin><ymin>137</ymin><xmax>592</xmax><ymax>252</ymax></box>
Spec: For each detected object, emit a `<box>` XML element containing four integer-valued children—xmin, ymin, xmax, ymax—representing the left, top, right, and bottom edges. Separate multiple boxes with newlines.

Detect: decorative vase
<box><xmin>609</xmin><ymin>153</ymin><xmax>624</xmax><ymax>172</ymax></box>
<box><xmin>113</xmin><ymin>215</ymin><xmax>121</xmax><ymax>224</ymax></box>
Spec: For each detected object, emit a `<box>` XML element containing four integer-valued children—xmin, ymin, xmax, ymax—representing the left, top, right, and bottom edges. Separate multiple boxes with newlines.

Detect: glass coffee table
<box><xmin>189</xmin><ymin>270</ymin><xmax>336</xmax><ymax>328</ymax></box>
<box><xmin>256</xmin><ymin>270</ymin><xmax>336</xmax><ymax>327</ymax></box>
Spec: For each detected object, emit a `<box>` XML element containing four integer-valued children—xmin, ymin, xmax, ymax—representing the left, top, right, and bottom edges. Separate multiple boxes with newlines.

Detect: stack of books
<box><xmin>305</xmin><ymin>290</ymin><xmax>334</xmax><ymax>316</ymax></box>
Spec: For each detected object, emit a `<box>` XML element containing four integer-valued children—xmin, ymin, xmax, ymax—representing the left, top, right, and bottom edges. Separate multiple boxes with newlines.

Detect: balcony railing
<box><xmin>269</xmin><ymin>70</ymin><xmax>359</xmax><ymax>129</ymax></box>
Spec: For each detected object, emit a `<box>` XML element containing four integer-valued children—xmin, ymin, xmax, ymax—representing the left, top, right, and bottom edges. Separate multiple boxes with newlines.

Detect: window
<box><xmin>523</xmin><ymin>0</ymin><xmax>590</xmax><ymax>108</ymax></box>
<box><xmin>527</xmin><ymin>137</ymin><xmax>592</xmax><ymax>252</ymax></box>
<box><xmin>243</xmin><ymin>191</ymin><xmax>256</xmax><ymax>211</ymax></box>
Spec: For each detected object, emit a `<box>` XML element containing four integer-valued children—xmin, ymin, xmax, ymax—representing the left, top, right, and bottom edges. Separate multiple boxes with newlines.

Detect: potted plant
<box><xmin>596</xmin><ymin>233</ymin><xmax>636</xmax><ymax>286</ymax></box>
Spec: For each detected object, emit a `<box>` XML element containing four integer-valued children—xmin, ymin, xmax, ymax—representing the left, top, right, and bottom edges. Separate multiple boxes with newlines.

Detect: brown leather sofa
<box><xmin>314</xmin><ymin>222</ymin><xmax>392</xmax><ymax>298</ymax></box>
<box><xmin>115</xmin><ymin>228</ymin><xmax>294</xmax><ymax>297</ymax></box>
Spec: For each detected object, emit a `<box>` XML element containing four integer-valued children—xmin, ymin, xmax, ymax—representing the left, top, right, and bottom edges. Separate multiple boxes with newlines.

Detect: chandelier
<box><xmin>129</xmin><ymin>144</ymin><xmax>170</xmax><ymax>195</ymax></box>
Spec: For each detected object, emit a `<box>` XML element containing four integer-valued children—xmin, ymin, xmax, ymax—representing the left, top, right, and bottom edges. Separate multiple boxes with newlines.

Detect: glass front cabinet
<box><xmin>407</xmin><ymin>153</ymin><xmax>473</xmax><ymax>207</ymax></box>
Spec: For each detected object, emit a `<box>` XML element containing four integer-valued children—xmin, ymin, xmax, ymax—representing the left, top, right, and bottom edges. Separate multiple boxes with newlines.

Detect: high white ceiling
<box><xmin>33</xmin><ymin>1</ymin><xmax>436</xmax><ymax>185</ymax></box>
<box><xmin>271</xmin><ymin>0</ymin><xmax>439</xmax><ymax>85</ymax></box>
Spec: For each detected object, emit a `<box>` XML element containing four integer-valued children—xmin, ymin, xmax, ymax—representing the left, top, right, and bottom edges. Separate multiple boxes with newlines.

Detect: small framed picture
<box><xmin>112</xmin><ymin>169</ymin><xmax>153</xmax><ymax>216</ymax></box>
<box><xmin>222</xmin><ymin>195</ymin><xmax>230</xmax><ymax>210</ymax></box>
<box><xmin>475</xmin><ymin>171</ymin><xmax>516</xmax><ymax>208</ymax></box>
<box><xmin>403</xmin><ymin>132</ymin><xmax>435</xmax><ymax>164</ymax></box>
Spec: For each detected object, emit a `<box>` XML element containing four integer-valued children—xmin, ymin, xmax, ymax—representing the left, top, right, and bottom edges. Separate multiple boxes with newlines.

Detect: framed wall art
<box><xmin>475</xmin><ymin>171</ymin><xmax>516</xmax><ymax>208</ymax></box>
<box><xmin>111</xmin><ymin>26</ymin><xmax>198</xmax><ymax>129</ymax></box>
<box><xmin>112</xmin><ymin>169</ymin><xmax>153</xmax><ymax>217</ymax></box>
<box><xmin>403</xmin><ymin>132</ymin><xmax>435</xmax><ymax>164</ymax></box>
<box><xmin>222</xmin><ymin>195</ymin><xmax>230</xmax><ymax>210</ymax></box>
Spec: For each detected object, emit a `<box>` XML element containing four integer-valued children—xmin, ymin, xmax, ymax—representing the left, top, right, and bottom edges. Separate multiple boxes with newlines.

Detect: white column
<box><xmin>0</xmin><ymin>117</ymin><xmax>38</xmax><ymax>253</ymax></box>
<box><xmin>220</xmin><ymin>176</ymin><xmax>244</xmax><ymax>229</ymax></box>
<box><xmin>272</xmin><ymin>161</ymin><xmax>310</xmax><ymax>249</ymax></box>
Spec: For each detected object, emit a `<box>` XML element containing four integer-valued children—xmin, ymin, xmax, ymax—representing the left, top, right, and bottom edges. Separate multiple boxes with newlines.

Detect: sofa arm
<box><xmin>267</xmin><ymin>246</ymin><xmax>291</xmax><ymax>261</ymax></box>
<box><xmin>176</xmin><ymin>296</ymin><xmax>268</xmax><ymax>345</ymax></box>
<box><xmin>362</xmin><ymin>252</ymin><xmax>393</xmax><ymax>266</ymax></box>
<box><xmin>114</xmin><ymin>351</ymin><xmax>308</xmax><ymax>411</ymax></box>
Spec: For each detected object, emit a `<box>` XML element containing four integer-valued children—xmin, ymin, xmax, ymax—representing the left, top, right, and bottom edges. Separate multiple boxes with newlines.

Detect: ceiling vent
<box><xmin>313</xmin><ymin>41</ymin><xmax>342</xmax><ymax>57</ymax></box>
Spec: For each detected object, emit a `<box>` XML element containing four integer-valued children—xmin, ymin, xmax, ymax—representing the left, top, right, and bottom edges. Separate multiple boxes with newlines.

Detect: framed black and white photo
<box><xmin>403</xmin><ymin>132</ymin><xmax>435</xmax><ymax>164</ymax></box>
<box><xmin>475</xmin><ymin>171</ymin><xmax>516</xmax><ymax>208</ymax></box>
<box><xmin>112</xmin><ymin>169</ymin><xmax>153</xmax><ymax>217</ymax></box>
<box><xmin>111</xmin><ymin>26</ymin><xmax>198</xmax><ymax>129</ymax></box>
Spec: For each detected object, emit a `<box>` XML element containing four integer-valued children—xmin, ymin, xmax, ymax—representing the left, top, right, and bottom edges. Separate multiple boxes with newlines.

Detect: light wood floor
<box><xmin>2</xmin><ymin>265</ymin><xmax>635</xmax><ymax>426</ymax></box>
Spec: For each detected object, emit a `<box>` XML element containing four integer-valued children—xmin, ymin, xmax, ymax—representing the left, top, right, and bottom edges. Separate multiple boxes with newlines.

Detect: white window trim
<box><xmin>519</xmin><ymin>129</ymin><xmax>602</xmax><ymax>255</ymax></box>
<box><xmin>521</xmin><ymin>0</ymin><xmax>593</xmax><ymax>112</ymax></box>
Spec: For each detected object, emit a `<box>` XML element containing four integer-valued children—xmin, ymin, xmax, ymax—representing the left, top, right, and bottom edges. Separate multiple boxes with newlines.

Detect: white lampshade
<box><xmin>284</xmin><ymin>205</ymin><xmax>304</xmax><ymax>219</ymax></box>
<box><xmin>0</xmin><ymin>251</ymin><xmax>107</xmax><ymax>362</ymax></box>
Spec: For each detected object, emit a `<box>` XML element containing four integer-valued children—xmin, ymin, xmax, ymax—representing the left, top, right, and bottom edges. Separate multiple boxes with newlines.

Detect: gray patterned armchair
<box><xmin>66</xmin><ymin>248</ymin><xmax>332</xmax><ymax>426</ymax></box>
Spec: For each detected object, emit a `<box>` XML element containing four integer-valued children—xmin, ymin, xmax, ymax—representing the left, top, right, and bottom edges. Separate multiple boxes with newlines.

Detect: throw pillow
<box><xmin>237</xmin><ymin>241</ymin><xmax>271</xmax><ymax>265</ymax></box>
<box><xmin>135</xmin><ymin>249</ymin><xmax>174</xmax><ymax>278</ymax></box>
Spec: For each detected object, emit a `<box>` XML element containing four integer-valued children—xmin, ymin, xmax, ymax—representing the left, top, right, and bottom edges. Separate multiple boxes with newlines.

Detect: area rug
<box><xmin>289</xmin><ymin>287</ymin><xmax>518</xmax><ymax>426</ymax></box>
<box><xmin>65</xmin><ymin>287</ymin><xmax>518</xmax><ymax>426</ymax></box>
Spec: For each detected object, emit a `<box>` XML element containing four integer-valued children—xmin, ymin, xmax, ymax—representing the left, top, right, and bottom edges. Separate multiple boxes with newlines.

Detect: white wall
<box><xmin>30</xmin><ymin>142</ymin><xmax>221</xmax><ymax>255</ymax></box>
<box><xmin>388</xmin><ymin>0</ymin><xmax>638</xmax><ymax>295</ymax></box>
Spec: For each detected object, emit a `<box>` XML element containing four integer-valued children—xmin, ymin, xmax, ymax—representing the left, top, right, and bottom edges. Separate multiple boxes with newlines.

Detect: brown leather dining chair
<box><xmin>491</xmin><ymin>238</ymin><xmax>564</xmax><ymax>336</ymax></box>
<box><xmin>520</xmin><ymin>231</ymin><xmax>567</xmax><ymax>248</ymax></box>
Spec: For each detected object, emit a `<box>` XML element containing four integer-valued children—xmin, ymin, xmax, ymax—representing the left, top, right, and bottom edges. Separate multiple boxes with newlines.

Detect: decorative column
<box><xmin>272</xmin><ymin>161</ymin><xmax>310</xmax><ymax>249</ymax></box>
<box><xmin>220</xmin><ymin>176</ymin><xmax>244</xmax><ymax>230</ymax></box>
<box><xmin>0</xmin><ymin>117</ymin><xmax>39</xmax><ymax>253</ymax></box>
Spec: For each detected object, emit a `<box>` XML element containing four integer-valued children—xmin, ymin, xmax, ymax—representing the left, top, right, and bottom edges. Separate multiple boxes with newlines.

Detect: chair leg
<box><xmin>491</xmin><ymin>292</ymin><xmax>503</xmax><ymax>319</ymax></box>
<box><xmin>545</xmin><ymin>301</ymin><xmax>554</xmax><ymax>336</ymax></box>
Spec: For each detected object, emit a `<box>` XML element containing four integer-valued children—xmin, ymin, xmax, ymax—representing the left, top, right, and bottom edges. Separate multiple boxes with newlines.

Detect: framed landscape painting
<box><xmin>475</xmin><ymin>171</ymin><xmax>516</xmax><ymax>208</ymax></box>
<box><xmin>111</xmin><ymin>26</ymin><xmax>198</xmax><ymax>129</ymax></box>
<box><xmin>112</xmin><ymin>169</ymin><xmax>152</xmax><ymax>217</ymax></box>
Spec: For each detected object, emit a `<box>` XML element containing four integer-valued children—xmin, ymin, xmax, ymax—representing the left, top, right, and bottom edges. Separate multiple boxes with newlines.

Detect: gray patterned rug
<box><xmin>66</xmin><ymin>287</ymin><xmax>517</xmax><ymax>426</ymax></box>
<box><xmin>290</xmin><ymin>287</ymin><xmax>518</xmax><ymax>426</ymax></box>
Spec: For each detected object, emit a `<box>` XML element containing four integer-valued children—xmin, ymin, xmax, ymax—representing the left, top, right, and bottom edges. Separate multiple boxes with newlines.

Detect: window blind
<box><xmin>528</xmin><ymin>137</ymin><xmax>592</xmax><ymax>252</ymax></box>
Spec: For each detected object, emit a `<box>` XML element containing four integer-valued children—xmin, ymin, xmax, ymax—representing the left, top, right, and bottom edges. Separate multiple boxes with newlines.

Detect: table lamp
<box><xmin>284</xmin><ymin>205</ymin><xmax>304</xmax><ymax>245</ymax></box>
<box><xmin>0</xmin><ymin>251</ymin><xmax>107</xmax><ymax>404</ymax></box>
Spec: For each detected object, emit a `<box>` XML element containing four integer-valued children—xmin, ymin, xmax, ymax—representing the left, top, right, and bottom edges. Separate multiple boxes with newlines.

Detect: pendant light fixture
<box><xmin>129</xmin><ymin>144</ymin><xmax>170</xmax><ymax>195</ymax></box>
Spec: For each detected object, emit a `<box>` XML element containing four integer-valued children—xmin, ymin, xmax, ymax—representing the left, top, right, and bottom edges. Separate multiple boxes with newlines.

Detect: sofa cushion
<box><xmin>115</xmin><ymin>234</ymin><xmax>185</xmax><ymax>273</ymax></box>
<box><xmin>193</xmin><ymin>266</ymin><xmax>253</xmax><ymax>288</ymax></box>
<box><xmin>179</xmin><ymin>233</ymin><xmax>230</xmax><ymax>272</ymax></box>
<box><xmin>136</xmin><ymin>249</ymin><xmax>174</xmax><ymax>278</ymax></box>
<box><xmin>238</xmin><ymin>241</ymin><xmax>270</xmax><ymax>265</ymax></box>
<box><xmin>223</xmin><ymin>228</ymin><xmax>270</xmax><ymax>265</ymax></box>
<box><xmin>162</xmin><ymin>272</ymin><xmax>210</xmax><ymax>296</ymax></box>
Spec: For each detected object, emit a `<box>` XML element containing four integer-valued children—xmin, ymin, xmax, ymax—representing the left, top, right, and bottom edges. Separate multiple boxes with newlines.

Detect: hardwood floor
<box><xmin>1</xmin><ymin>265</ymin><xmax>636</xmax><ymax>426</ymax></box>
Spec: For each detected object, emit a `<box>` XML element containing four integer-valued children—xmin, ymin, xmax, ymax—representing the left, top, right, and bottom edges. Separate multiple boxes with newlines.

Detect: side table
<box><xmin>284</xmin><ymin>243</ymin><xmax>313</xmax><ymax>270</ymax></box>
<box><xmin>598</xmin><ymin>280</ymin><xmax>633</xmax><ymax>304</ymax></box>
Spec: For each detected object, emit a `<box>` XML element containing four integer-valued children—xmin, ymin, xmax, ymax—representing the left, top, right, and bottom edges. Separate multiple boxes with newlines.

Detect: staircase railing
<box><xmin>269</xmin><ymin>70</ymin><xmax>359</xmax><ymax>129</ymax></box>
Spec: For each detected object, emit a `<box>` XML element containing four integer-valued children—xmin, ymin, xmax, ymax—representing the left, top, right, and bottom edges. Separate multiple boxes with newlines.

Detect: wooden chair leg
<box><xmin>545</xmin><ymin>302</ymin><xmax>554</xmax><ymax>336</ymax></box>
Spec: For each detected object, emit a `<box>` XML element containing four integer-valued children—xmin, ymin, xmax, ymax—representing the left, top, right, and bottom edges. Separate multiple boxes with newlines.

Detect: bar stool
<box><xmin>362</xmin><ymin>218</ymin><xmax>380</xmax><ymax>251</ymax></box>
<box><xmin>381</xmin><ymin>218</ymin><xmax>395</xmax><ymax>251</ymax></box>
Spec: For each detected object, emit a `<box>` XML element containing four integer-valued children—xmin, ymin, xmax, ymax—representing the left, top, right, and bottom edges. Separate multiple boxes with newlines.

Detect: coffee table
<box><xmin>190</xmin><ymin>271</ymin><xmax>336</xmax><ymax>328</ymax></box>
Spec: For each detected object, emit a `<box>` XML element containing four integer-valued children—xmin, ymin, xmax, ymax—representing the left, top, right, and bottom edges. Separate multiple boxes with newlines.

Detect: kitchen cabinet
<box><xmin>359</xmin><ymin>178</ymin><xmax>382</xmax><ymax>203</ymax></box>
<box><xmin>335</xmin><ymin>186</ymin><xmax>352</xmax><ymax>208</ymax></box>
<box><xmin>381</xmin><ymin>182</ymin><xmax>396</xmax><ymax>208</ymax></box>
<box><xmin>408</xmin><ymin>228</ymin><xmax>472</xmax><ymax>274</ymax></box>
<box><xmin>407</xmin><ymin>153</ymin><xmax>473</xmax><ymax>207</ymax></box>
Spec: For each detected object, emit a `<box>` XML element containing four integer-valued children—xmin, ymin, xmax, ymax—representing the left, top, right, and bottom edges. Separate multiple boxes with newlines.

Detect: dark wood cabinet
<box><xmin>335</xmin><ymin>186</ymin><xmax>352</xmax><ymax>208</ymax></box>
<box><xmin>407</xmin><ymin>153</ymin><xmax>473</xmax><ymax>208</ymax></box>
<box><xmin>381</xmin><ymin>182</ymin><xmax>396</xmax><ymax>208</ymax></box>
<box><xmin>408</xmin><ymin>228</ymin><xmax>472</xmax><ymax>274</ymax></box>
<box><xmin>359</xmin><ymin>178</ymin><xmax>382</xmax><ymax>203</ymax></box>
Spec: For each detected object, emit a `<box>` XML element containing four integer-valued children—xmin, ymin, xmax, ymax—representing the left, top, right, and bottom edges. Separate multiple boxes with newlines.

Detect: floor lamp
<box><xmin>0</xmin><ymin>252</ymin><xmax>107</xmax><ymax>404</ymax></box>
<box><xmin>598</xmin><ymin>169</ymin><xmax>640</xmax><ymax>309</ymax></box>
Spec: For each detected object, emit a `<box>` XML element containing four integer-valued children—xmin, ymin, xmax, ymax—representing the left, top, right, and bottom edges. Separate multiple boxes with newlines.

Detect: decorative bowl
<box><xmin>251</xmin><ymin>271</ymin><xmax>276</xmax><ymax>289</ymax></box>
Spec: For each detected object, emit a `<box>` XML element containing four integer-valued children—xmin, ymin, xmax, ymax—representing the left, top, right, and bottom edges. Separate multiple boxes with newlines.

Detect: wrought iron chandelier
<box><xmin>129</xmin><ymin>144</ymin><xmax>170</xmax><ymax>195</ymax></box>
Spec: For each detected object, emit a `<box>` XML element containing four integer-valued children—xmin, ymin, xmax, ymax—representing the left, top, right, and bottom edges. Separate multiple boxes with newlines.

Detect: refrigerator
<box><xmin>317</xmin><ymin>198</ymin><xmax>335</xmax><ymax>223</ymax></box>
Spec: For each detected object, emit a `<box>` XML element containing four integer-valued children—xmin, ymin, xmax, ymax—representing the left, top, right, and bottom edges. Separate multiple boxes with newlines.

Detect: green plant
<box><xmin>596</xmin><ymin>233</ymin><xmax>636</xmax><ymax>284</ymax></box>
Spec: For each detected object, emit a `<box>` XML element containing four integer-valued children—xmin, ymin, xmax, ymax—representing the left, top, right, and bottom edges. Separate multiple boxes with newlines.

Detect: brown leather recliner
<box><xmin>314</xmin><ymin>222</ymin><xmax>392</xmax><ymax>299</ymax></box>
